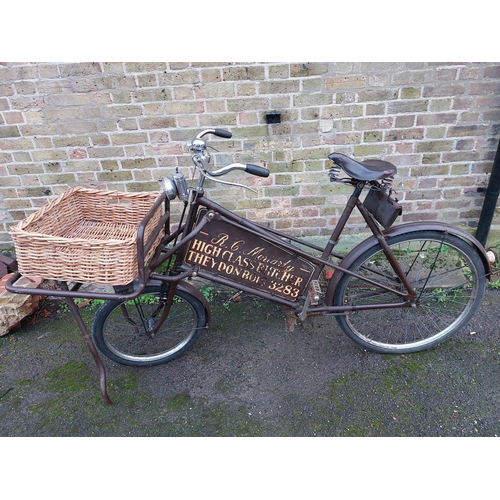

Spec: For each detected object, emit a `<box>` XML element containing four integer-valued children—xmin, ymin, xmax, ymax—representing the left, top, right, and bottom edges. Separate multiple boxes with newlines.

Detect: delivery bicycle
<box><xmin>6</xmin><ymin>128</ymin><xmax>491</xmax><ymax>403</ymax></box>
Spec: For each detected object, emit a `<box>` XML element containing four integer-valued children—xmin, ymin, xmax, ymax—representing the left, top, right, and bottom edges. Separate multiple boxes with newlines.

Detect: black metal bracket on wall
<box><xmin>476</xmin><ymin>138</ymin><xmax>500</xmax><ymax>247</ymax></box>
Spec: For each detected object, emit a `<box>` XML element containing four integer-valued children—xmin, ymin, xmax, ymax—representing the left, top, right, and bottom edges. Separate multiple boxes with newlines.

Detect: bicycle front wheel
<box><xmin>332</xmin><ymin>230</ymin><xmax>486</xmax><ymax>354</ymax></box>
<box><xmin>91</xmin><ymin>287</ymin><xmax>207</xmax><ymax>366</ymax></box>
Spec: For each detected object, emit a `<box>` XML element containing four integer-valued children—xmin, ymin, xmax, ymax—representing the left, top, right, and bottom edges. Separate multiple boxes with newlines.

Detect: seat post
<box><xmin>317</xmin><ymin>183</ymin><xmax>365</xmax><ymax>273</ymax></box>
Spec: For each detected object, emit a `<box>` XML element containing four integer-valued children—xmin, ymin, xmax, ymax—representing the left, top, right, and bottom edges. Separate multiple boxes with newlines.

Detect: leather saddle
<box><xmin>328</xmin><ymin>153</ymin><xmax>397</xmax><ymax>181</ymax></box>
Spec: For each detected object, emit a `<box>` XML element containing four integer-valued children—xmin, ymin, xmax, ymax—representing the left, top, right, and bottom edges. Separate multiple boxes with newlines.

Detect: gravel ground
<box><xmin>1</xmin><ymin>282</ymin><xmax>500</xmax><ymax>437</ymax></box>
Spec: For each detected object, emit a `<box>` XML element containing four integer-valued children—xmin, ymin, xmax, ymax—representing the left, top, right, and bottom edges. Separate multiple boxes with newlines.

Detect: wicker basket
<box><xmin>10</xmin><ymin>187</ymin><xmax>164</xmax><ymax>285</ymax></box>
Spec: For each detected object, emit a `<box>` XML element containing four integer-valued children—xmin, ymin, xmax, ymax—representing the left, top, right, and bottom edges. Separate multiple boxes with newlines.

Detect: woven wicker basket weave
<box><xmin>10</xmin><ymin>186</ymin><xmax>164</xmax><ymax>285</ymax></box>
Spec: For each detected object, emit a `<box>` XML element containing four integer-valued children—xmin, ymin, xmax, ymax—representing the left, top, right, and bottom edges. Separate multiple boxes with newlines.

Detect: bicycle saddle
<box><xmin>328</xmin><ymin>153</ymin><xmax>397</xmax><ymax>181</ymax></box>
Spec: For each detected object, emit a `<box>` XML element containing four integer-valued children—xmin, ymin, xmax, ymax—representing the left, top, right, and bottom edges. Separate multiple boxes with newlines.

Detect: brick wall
<box><xmin>1</xmin><ymin>61</ymin><xmax>499</xmax><ymax>248</ymax></box>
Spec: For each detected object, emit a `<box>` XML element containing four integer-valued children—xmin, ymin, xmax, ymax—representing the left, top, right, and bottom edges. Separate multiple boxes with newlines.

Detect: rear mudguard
<box><xmin>325</xmin><ymin>222</ymin><xmax>491</xmax><ymax>305</ymax></box>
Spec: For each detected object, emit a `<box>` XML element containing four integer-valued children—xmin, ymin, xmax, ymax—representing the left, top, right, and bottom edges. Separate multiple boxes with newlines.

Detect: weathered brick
<box><xmin>133</xmin><ymin>89</ymin><xmax>171</xmax><ymax>102</ymax></box>
<box><xmin>1</xmin><ymin>65</ymin><xmax>38</xmax><ymax>81</ymax></box>
<box><xmin>359</xmin><ymin>89</ymin><xmax>398</xmax><ymax>101</ymax></box>
<box><xmin>39</xmin><ymin>173</ymin><xmax>76</xmax><ymax>184</ymax></box>
<box><xmin>484</xmin><ymin>65</ymin><xmax>500</xmax><ymax>78</ymax></box>
<box><xmin>125</xmin><ymin>181</ymin><xmax>160</xmax><ymax>192</ymax></box>
<box><xmin>400</xmin><ymin>87</ymin><xmax>421</xmax><ymax>99</ymax></box>
<box><xmin>423</xmin><ymin>83</ymin><xmax>466</xmax><ymax>98</ymax></box>
<box><xmin>75</xmin><ymin>77</ymin><xmax>114</xmax><ymax>92</ymax></box>
<box><xmin>364</xmin><ymin>131</ymin><xmax>383</xmax><ymax>142</ymax></box>
<box><xmin>159</xmin><ymin>69</ymin><xmax>201</xmax><ymax>86</ymax></box>
<box><xmin>354</xmin><ymin>117</ymin><xmax>394</xmax><ymax>130</ymax></box>
<box><xmin>43</xmin><ymin>108</ymin><xmax>83</xmax><ymax>121</ymax></box>
<box><xmin>325</xmin><ymin>75</ymin><xmax>366</xmax><ymax>90</ymax></box>
<box><xmin>3</xmin><ymin>111</ymin><xmax>24</xmax><ymax>124</ymax></box>
<box><xmin>124</xmin><ymin>62</ymin><xmax>166</xmax><ymax>73</ymax></box>
<box><xmin>470</xmin><ymin>81</ymin><xmax>500</xmax><ymax>95</ymax></box>
<box><xmin>386</xmin><ymin>128</ymin><xmax>424</xmax><ymax>141</ymax></box>
<box><xmin>425</xmin><ymin>127</ymin><xmax>446</xmax><ymax>139</ymax></box>
<box><xmin>290</xmin><ymin>63</ymin><xmax>329</xmax><ymax>77</ymax></box>
<box><xmin>137</xmin><ymin>74</ymin><xmax>158</xmax><ymax>87</ymax></box>
<box><xmin>392</xmin><ymin>70</ymin><xmax>434</xmax><ymax>85</ymax></box>
<box><xmin>387</xmin><ymin>100</ymin><xmax>429</xmax><ymax>114</ymax></box>
<box><xmin>416</xmin><ymin>140</ymin><xmax>456</xmax><ymax>153</ymax></box>
<box><xmin>120</xmin><ymin>158</ymin><xmax>157</xmax><ymax>170</ymax></box>
<box><xmin>101</xmin><ymin>105</ymin><xmax>142</xmax><ymax>119</ymax></box>
<box><xmin>58</xmin><ymin>63</ymin><xmax>102</xmax><ymax>77</ymax></box>
<box><xmin>139</xmin><ymin>116</ymin><xmax>176</xmax><ymax>130</ymax></box>
<box><xmin>31</xmin><ymin>149</ymin><xmax>67</xmax><ymax>162</ymax></box>
<box><xmin>8</xmin><ymin>164</ymin><xmax>43</xmax><ymax>175</ymax></box>
<box><xmin>416</xmin><ymin>113</ymin><xmax>458</xmax><ymax>126</ymax></box>
<box><xmin>59</xmin><ymin>122</ymin><xmax>98</xmax><ymax>135</ymax></box>
<box><xmin>63</xmin><ymin>160</ymin><xmax>100</xmax><ymax>172</ymax></box>
<box><xmin>0</xmin><ymin>126</ymin><xmax>20</xmax><ymax>138</ymax></box>
<box><xmin>164</xmin><ymin>101</ymin><xmax>205</xmax><ymax>115</ymax></box>
<box><xmin>354</xmin><ymin>143</ymin><xmax>393</xmax><ymax>157</ymax></box>
<box><xmin>294</xmin><ymin>93</ymin><xmax>333</xmax><ymax>107</ymax></box>
<box><xmin>222</xmin><ymin>66</ymin><xmax>265</xmax><ymax>81</ymax></box>
<box><xmin>292</xmin><ymin>148</ymin><xmax>331</xmax><ymax>161</ymax></box>
<box><xmin>87</xmin><ymin>147</ymin><xmax>124</xmax><ymax>158</ymax></box>
<box><xmin>291</xmin><ymin>196</ymin><xmax>325</xmax><ymax>207</ymax></box>
<box><xmin>437</xmin><ymin>67</ymin><xmax>459</xmax><ymax>81</ymax></box>
<box><xmin>447</xmin><ymin>125</ymin><xmax>489</xmax><ymax>137</ymax></box>
<box><xmin>268</xmin><ymin>64</ymin><xmax>289</xmax><ymax>79</ymax></box>
<box><xmin>14</xmin><ymin>81</ymin><xmax>36</xmax><ymax>95</ymax></box>
<box><xmin>199</xmin><ymin>113</ymin><xmax>236</xmax><ymax>128</ymax></box>
<box><xmin>49</xmin><ymin>93</ymin><xmax>92</xmax><ymax>107</ymax></box>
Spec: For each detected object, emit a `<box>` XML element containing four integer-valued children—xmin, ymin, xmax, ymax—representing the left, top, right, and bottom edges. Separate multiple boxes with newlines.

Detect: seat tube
<box><xmin>321</xmin><ymin>184</ymin><xmax>364</xmax><ymax>260</ymax></box>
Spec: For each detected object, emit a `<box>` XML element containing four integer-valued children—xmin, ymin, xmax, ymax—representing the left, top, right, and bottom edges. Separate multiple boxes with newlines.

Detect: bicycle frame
<box><xmin>146</xmin><ymin>181</ymin><xmax>419</xmax><ymax>321</ymax></box>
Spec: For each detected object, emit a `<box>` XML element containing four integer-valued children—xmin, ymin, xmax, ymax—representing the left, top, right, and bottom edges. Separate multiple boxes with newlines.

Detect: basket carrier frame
<box><xmin>6</xmin><ymin>191</ymin><xmax>173</xmax><ymax>405</ymax></box>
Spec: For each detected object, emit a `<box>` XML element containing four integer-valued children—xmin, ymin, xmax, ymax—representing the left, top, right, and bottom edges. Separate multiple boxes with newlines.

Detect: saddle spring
<box><xmin>379</xmin><ymin>176</ymin><xmax>395</xmax><ymax>193</ymax></box>
<box><xmin>328</xmin><ymin>163</ymin><xmax>347</xmax><ymax>184</ymax></box>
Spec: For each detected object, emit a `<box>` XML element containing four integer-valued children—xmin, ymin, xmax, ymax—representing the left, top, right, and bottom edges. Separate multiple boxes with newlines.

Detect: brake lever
<box><xmin>203</xmin><ymin>171</ymin><xmax>258</xmax><ymax>193</ymax></box>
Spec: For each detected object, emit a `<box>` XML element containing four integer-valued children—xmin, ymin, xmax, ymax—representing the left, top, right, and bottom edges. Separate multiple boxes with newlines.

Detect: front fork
<box><xmin>151</xmin><ymin>280</ymin><xmax>180</xmax><ymax>335</ymax></box>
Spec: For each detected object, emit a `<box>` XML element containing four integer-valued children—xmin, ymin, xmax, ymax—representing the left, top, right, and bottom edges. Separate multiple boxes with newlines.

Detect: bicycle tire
<box><xmin>91</xmin><ymin>286</ymin><xmax>206</xmax><ymax>366</ymax></box>
<box><xmin>332</xmin><ymin>230</ymin><xmax>486</xmax><ymax>354</ymax></box>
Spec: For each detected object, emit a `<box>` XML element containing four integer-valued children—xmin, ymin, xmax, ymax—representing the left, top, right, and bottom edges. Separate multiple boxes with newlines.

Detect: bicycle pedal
<box><xmin>309</xmin><ymin>280</ymin><xmax>322</xmax><ymax>306</ymax></box>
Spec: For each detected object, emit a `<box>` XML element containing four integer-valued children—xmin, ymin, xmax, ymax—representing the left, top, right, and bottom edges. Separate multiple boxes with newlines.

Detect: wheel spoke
<box><xmin>332</xmin><ymin>231</ymin><xmax>485</xmax><ymax>353</ymax></box>
<box><xmin>91</xmin><ymin>288</ymin><xmax>206</xmax><ymax>366</ymax></box>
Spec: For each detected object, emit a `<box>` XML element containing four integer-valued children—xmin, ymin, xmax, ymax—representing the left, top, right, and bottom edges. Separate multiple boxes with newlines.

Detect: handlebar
<box><xmin>245</xmin><ymin>164</ymin><xmax>269</xmax><ymax>178</ymax></box>
<box><xmin>190</xmin><ymin>129</ymin><xmax>269</xmax><ymax>179</ymax></box>
<box><xmin>207</xmin><ymin>162</ymin><xmax>269</xmax><ymax>178</ymax></box>
<box><xmin>195</xmin><ymin>128</ymin><xmax>232</xmax><ymax>139</ymax></box>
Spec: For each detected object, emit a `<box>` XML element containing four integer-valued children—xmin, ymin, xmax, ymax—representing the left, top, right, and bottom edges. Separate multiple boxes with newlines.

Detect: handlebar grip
<box><xmin>245</xmin><ymin>164</ymin><xmax>270</xmax><ymax>178</ymax></box>
<box><xmin>213</xmin><ymin>128</ymin><xmax>232</xmax><ymax>139</ymax></box>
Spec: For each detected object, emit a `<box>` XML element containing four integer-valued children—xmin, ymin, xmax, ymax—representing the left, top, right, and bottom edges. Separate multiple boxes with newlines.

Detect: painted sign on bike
<box><xmin>184</xmin><ymin>212</ymin><xmax>314</xmax><ymax>300</ymax></box>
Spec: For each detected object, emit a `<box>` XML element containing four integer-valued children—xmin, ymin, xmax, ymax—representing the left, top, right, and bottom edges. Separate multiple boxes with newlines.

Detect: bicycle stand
<box><xmin>5</xmin><ymin>272</ymin><xmax>120</xmax><ymax>405</ymax></box>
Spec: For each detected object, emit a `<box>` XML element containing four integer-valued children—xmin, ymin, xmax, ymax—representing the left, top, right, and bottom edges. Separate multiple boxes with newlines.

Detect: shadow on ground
<box><xmin>1</xmin><ymin>286</ymin><xmax>500</xmax><ymax>437</ymax></box>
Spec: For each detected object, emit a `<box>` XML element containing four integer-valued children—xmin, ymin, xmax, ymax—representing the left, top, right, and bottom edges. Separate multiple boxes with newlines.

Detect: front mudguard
<box><xmin>177</xmin><ymin>280</ymin><xmax>212</xmax><ymax>326</ymax></box>
<box><xmin>325</xmin><ymin>222</ymin><xmax>491</xmax><ymax>305</ymax></box>
<box><xmin>116</xmin><ymin>278</ymin><xmax>211</xmax><ymax>327</ymax></box>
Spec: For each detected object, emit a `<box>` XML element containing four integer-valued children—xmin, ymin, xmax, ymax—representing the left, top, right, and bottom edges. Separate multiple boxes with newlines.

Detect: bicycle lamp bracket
<box><xmin>159</xmin><ymin>172</ymin><xmax>189</xmax><ymax>202</ymax></box>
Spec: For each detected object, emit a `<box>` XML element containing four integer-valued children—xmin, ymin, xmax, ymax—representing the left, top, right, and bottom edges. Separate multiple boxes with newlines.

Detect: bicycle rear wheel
<box><xmin>91</xmin><ymin>286</ymin><xmax>206</xmax><ymax>366</ymax></box>
<box><xmin>332</xmin><ymin>230</ymin><xmax>486</xmax><ymax>354</ymax></box>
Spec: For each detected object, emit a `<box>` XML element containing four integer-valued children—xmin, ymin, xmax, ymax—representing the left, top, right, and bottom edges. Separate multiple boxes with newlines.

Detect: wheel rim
<box><xmin>102</xmin><ymin>292</ymin><xmax>200</xmax><ymax>363</ymax></box>
<box><xmin>337</xmin><ymin>234</ymin><xmax>484</xmax><ymax>351</ymax></box>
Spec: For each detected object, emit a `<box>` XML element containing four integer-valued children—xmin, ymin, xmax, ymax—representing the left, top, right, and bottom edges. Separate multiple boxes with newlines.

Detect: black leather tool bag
<box><xmin>363</xmin><ymin>187</ymin><xmax>402</xmax><ymax>229</ymax></box>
